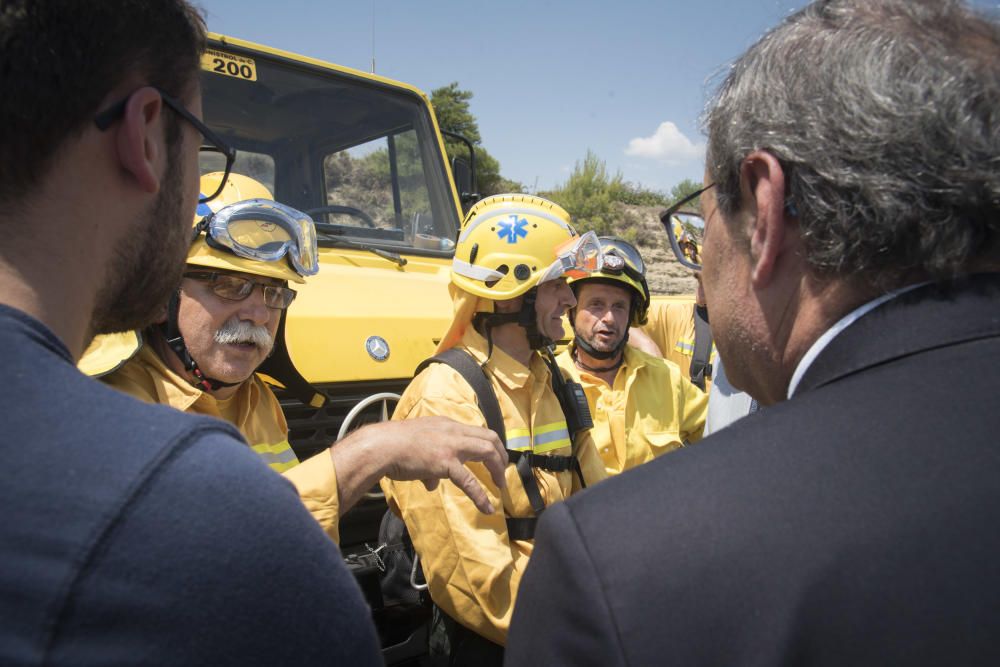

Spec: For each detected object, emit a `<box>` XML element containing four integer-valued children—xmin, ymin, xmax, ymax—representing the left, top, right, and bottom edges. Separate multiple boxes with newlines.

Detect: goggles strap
<box><xmin>161</xmin><ymin>289</ymin><xmax>241</xmax><ymax>392</ymax></box>
<box><xmin>192</xmin><ymin>217</ymin><xmax>207</xmax><ymax>243</ymax></box>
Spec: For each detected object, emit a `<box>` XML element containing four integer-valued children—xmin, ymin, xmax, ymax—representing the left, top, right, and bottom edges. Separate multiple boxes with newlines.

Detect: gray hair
<box><xmin>704</xmin><ymin>0</ymin><xmax>1000</xmax><ymax>288</ymax></box>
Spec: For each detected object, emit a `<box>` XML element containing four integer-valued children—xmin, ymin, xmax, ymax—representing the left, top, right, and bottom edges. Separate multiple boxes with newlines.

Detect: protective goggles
<box><xmin>184</xmin><ymin>271</ymin><xmax>297</xmax><ymax>310</ymax></box>
<box><xmin>193</xmin><ymin>199</ymin><xmax>319</xmax><ymax>277</ymax></box>
<box><xmin>598</xmin><ymin>237</ymin><xmax>645</xmax><ymax>279</ymax></box>
<box><xmin>537</xmin><ymin>230</ymin><xmax>604</xmax><ymax>285</ymax></box>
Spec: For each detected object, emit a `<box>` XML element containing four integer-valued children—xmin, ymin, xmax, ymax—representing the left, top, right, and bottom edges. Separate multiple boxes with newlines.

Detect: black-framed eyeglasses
<box><xmin>94</xmin><ymin>86</ymin><xmax>236</xmax><ymax>204</ymax></box>
<box><xmin>183</xmin><ymin>271</ymin><xmax>297</xmax><ymax>310</ymax></box>
<box><xmin>659</xmin><ymin>183</ymin><xmax>715</xmax><ymax>271</ymax></box>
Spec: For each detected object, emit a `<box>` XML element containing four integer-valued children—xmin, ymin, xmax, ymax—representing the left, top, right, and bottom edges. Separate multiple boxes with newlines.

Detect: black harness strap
<box><xmin>417</xmin><ymin>348</ymin><xmax>585</xmax><ymax>541</ymax></box>
<box><xmin>513</xmin><ymin>452</ymin><xmax>546</xmax><ymax>517</ymax></box>
<box><xmin>690</xmin><ymin>304</ymin><xmax>713</xmax><ymax>391</ymax></box>
<box><xmin>416</xmin><ymin>349</ymin><xmax>507</xmax><ymax>446</ymax></box>
<box><xmin>508</xmin><ymin>449</ymin><xmax>586</xmax><ymax>490</ymax></box>
<box><xmin>504</xmin><ymin>518</ymin><xmax>538</xmax><ymax>542</ymax></box>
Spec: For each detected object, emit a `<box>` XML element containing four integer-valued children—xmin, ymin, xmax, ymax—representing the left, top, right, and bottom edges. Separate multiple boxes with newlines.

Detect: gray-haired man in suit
<box><xmin>506</xmin><ymin>1</ymin><xmax>1000</xmax><ymax>664</ymax></box>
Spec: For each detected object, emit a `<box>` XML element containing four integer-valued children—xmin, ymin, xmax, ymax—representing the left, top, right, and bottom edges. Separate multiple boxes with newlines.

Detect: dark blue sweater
<box><xmin>0</xmin><ymin>305</ymin><xmax>380</xmax><ymax>665</ymax></box>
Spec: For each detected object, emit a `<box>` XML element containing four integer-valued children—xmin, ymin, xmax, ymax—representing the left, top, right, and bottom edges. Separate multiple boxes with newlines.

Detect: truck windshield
<box><xmin>199</xmin><ymin>44</ymin><xmax>459</xmax><ymax>255</ymax></box>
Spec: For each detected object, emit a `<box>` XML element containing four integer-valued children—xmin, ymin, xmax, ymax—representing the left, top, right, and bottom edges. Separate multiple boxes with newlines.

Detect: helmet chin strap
<box><xmin>517</xmin><ymin>288</ymin><xmax>552</xmax><ymax>351</ymax></box>
<box><xmin>472</xmin><ymin>287</ymin><xmax>553</xmax><ymax>361</ymax></box>
<box><xmin>161</xmin><ymin>290</ymin><xmax>241</xmax><ymax>392</ymax></box>
<box><xmin>573</xmin><ymin>328</ymin><xmax>629</xmax><ymax>361</ymax></box>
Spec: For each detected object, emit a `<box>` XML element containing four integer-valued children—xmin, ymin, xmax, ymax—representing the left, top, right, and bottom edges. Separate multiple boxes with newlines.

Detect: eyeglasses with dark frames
<box><xmin>659</xmin><ymin>183</ymin><xmax>715</xmax><ymax>271</ymax></box>
<box><xmin>183</xmin><ymin>271</ymin><xmax>297</xmax><ymax>310</ymax></box>
<box><xmin>94</xmin><ymin>85</ymin><xmax>236</xmax><ymax>204</ymax></box>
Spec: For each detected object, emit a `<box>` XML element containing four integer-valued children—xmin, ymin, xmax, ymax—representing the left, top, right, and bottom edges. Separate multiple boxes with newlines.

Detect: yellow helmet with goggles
<box><xmin>451</xmin><ymin>194</ymin><xmax>601</xmax><ymax>300</ymax></box>
<box><xmin>569</xmin><ymin>236</ymin><xmax>650</xmax><ymax>327</ymax></box>
<box><xmin>189</xmin><ymin>172</ymin><xmax>318</xmax><ymax>284</ymax></box>
<box><xmin>437</xmin><ymin>194</ymin><xmax>603</xmax><ymax>353</ymax></box>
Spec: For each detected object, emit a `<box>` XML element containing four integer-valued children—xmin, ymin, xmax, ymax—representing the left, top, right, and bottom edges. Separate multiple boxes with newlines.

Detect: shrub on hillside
<box><xmin>543</xmin><ymin>150</ymin><xmax>621</xmax><ymax>236</ymax></box>
<box><xmin>610</xmin><ymin>181</ymin><xmax>669</xmax><ymax>207</ymax></box>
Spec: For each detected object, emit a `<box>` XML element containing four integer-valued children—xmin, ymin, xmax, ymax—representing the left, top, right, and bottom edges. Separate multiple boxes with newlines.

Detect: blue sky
<box><xmin>197</xmin><ymin>0</ymin><xmax>1000</xmax><ymax>196</ymax></box>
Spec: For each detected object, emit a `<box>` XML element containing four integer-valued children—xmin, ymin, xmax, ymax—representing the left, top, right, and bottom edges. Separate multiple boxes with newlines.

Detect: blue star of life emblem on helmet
<box><xmin>497</xmin><ymin>215</ymin><xmax>529</xmax><ymax>244</ymax></box>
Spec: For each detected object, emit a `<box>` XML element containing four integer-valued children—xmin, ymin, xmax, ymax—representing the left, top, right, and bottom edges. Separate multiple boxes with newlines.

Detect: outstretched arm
<box><xmin>331</xmin><ymin>416</ymin><xmax>507</xmax><ymax>515</ymax></box>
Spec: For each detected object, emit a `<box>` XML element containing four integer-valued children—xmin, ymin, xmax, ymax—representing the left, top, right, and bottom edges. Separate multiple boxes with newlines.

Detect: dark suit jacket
<box><xmin>506</xmin><ymin>274</ymin><xmax>1000</xmax><ymax>666</ymax></box>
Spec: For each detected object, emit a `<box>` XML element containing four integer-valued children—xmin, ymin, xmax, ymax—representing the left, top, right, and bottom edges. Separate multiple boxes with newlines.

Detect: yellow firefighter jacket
<box><xmin>381</xmin><ymin>327</ymin><xmax>606</xmax><ymax>646</ymax></box>
<box><xmin>641</xmin><ymin>299</ymin><xmax>715</xmax><ymax>390</ymax></box>
<box><xmin>557</xmin><ymin>343</ymin><xmax>708</xmax><ymax>475</ymax></box>
<box><xmin>101</xmin><ymin>343</ymin><xmax>342</xmax><ymax>543</ymax></box>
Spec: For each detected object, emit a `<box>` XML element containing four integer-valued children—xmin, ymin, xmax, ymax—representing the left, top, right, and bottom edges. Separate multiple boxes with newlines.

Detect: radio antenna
<box><xmin>370</xmin><ymin>0</ymin><xmax>376</xmax><ymax>73</ymax></box>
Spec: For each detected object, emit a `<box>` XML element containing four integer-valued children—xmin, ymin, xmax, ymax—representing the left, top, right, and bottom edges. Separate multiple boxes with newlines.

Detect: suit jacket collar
<box><xmin>797</xmin><ymin>273</ymin><xmax>1000</xmax><ymax>395</ymax></box>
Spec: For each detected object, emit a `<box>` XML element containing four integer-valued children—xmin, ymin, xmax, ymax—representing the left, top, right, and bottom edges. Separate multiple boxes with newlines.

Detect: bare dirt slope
<box><xmin>612</xmin><ymin>203</ymin><xmax>698</xmax><ymax>297</ymax></box>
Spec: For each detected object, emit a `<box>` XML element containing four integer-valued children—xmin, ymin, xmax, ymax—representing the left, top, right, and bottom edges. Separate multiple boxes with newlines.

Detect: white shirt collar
<box><xmin>786</xmin><ymin>282</ymin><xmax>926</xmax><ymax>398</ymax></box>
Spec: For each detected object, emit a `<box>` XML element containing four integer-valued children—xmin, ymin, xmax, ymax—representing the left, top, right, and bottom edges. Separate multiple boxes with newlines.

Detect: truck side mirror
<box><xmin>442</xmin><ymin>131</ymin><xmax>480</xmax><ymax>212</ymax></box>
<box><xmin>451</xmin><ymin>156</ymin><xmax>479</xmax><ymax>209</ymax></box>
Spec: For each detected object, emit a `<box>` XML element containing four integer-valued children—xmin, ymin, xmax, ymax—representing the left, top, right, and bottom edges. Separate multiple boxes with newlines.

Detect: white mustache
<box><xmin>214</xmin><ymin>319</ymin><xmax>273</xmax><ymax>350</ymax></box>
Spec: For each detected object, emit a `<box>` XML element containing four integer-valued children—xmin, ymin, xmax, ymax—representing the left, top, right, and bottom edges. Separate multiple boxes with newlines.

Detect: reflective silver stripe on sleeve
<box><xmin>506</xmin><ymin>435</ymin><xmax>531</xmax><ymax>451</ymax></box>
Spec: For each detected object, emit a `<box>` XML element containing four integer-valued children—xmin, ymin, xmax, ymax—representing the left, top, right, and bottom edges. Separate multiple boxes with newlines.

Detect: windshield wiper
<box><xmin>317</xmin><ymin>234</ymin><xmax>407</xmax><ymax>267</ymax></box>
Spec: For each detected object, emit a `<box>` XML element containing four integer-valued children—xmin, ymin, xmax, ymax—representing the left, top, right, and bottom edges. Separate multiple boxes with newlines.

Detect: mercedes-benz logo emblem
<box><xmin>365</xmin><ymin>335</ymin><xmax>390</xmax><ymax>362</ymax></box>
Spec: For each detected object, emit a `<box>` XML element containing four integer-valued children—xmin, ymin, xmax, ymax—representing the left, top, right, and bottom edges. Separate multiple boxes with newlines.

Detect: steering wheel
<box><xmin>337</xmin><ymin>392</ymin><xmax>400</xmax><ymax>501</ymax></box>
<box><xmin>306</xmin><ymin>204</ymin><xmax>377</xmax><ymax>228</ymax></box>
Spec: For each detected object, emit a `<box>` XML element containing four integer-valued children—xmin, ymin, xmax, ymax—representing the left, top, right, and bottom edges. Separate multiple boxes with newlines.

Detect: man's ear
<box><xmin>115</xmin><ymin>87</ymin><xmax>167</xmax><ymax>195</ymax></box>
<box><xmin>152</xmin><ymin>295</ymin><xmax>173</xmax><ymax>325</ymax></box>
<box><xmin>740</xmin><ymin>151</ymin><xmax>790</xmax><ymax>288</ymax></box>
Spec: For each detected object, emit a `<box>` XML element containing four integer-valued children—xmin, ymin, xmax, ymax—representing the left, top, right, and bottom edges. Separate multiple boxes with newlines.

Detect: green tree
<box><xmin>430</xmin><ymin>83</ymin><xmax>480</xmax><ymax>143</ymax></box>
<box><xmin>543</xmin><ymin>150</ymin><xmax>623</xmax><ymax>235</ymax></box>
<box><xmin>610</xmin><ymin>181</ymin><xmax>669</xmax><ymax>207</ymax></box>
<box><xmin>668</xmin><ymin>178</ymin><xmax>704</xmax><ymax>209</ymax></box>
<box><xmin>430</xmin><ymin>82</ymin><xmax>523</xmax><ymax>197</ymax></box>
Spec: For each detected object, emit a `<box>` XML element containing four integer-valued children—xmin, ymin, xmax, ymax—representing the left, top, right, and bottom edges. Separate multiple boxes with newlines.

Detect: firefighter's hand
<box><xmin>329</xmin><ymin>416</ymin><xmax>507</xmax><ymax>515</ymax></box>
<box><xmin>383</xmin><ymin>417</ymin><xmax>507</xmax><ymax>513</ymax></box>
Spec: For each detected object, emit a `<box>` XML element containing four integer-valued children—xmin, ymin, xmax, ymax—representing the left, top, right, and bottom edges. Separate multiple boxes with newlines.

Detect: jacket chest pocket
<box><xmin>638</xmin><ymin>429</ymin><xmax>683</xmax><ymax>455</ymax></box>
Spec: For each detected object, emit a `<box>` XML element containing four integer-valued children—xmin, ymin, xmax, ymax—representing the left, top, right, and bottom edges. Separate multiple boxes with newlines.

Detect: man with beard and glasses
<box><xmin>556</xmin><ymin>236</ymin><xmax>707</xmax><ymax>475</ymax></box>
<box><xmin>507</xmin><ymin>1</ymin><xmax>1000</xmax><ymax>664</ymax></box>
<box><xmin>0</xmin><ymin>1</ymin><xmax>382</xmax><ymax>663</ymax></box>
<box><xmin>84</xmin><ymin>173</ymin><xmax>507</xmax><ymax>544</ymax></box>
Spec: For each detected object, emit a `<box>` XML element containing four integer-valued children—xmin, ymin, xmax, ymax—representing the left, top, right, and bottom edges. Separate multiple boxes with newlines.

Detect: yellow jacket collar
<box><xmin>137</xmin><ymin>342</ymin><xmax>260</xmax><ymax>420</ymax></box>
<box><xmin>459</xmin><ymin>326</ymin><xmax>550</xmax><ymax>391</ymax></box>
